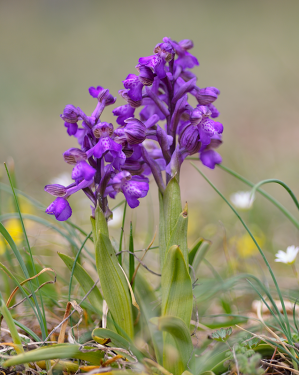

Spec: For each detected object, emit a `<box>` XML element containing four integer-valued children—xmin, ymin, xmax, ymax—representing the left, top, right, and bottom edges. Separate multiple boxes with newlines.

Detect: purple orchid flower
<box><xmin>109</xmin><ymin>171</ymin><xmax>149</xmax><ymax>208</ymax></box>
<box><xmin>122</xmin><ymin>74</ymin><xmax>144</xmax><ymax>102</ymax></box>
<box><xmin>45</xmin><ymin>197</ymin><xmax>72</xmax><ymax>221</ymax></box>
<box><xmin>112</xmin><ymin>105</ymin><xmax>135</xmax><ymax>125</ymax></box>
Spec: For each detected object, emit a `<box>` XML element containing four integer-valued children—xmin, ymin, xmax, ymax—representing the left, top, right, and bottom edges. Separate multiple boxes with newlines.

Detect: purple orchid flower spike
<box><xmin>46</xmin><ymin>36</ymin><xmax>224</xmax><ymax>222</ymax></box>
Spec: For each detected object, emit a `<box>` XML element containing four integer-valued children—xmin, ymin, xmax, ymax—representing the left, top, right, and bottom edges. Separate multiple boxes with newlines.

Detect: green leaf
<box><xmin>3</xmin><ymin>344</ymin><xmax>104</xmax><ymax>367</ymax></box>
<box><xmin>94</xmin><ymin>221</ymin><xmax>133</xmax><ymax>338</ymax></box>
<box><xmin>92</xmin><ymin>328</ymin><xmax>143</xmax><ymax>362</ymax></box>
<box><xmin>210</xmin><ymin>327</ymin><xmax>232</xmax><ymax>342</ymax></box>
<box><xmin>161</xmin><ymin>245</ymin><xmax>193</xmax><ymax>327</ymax></box>
<box><xmin>163</xmin><ymin>177</ymin><xmax>181</xmax><ymax>259</ymax></box>
<box><xmin>0</xmin><ymin>292</ymin><xmax>24</xmax><ymax>355</ymax></box>
<box><xmin>0</xmin><ymin>221</ymin><xmax>29</xmax><ymax>278</ymax></box>
<box><xmin>135</xmin><ymin>272</ymin><xmax>163</xmax><ymax>365</ymax></box>
<box><xmin>58</xmin><ymin>252</ymin><xmax>103</xmax><ymax>314</ymax></box>
<box><xmin>191</xmin><ymin>241</ymin><xmax>211</xmax><ymax>273</ymax></box>
<box><xmin>165</xmin><ymin>203</ymin><xmax>189</xmax><ymax>266</ymax></box>
<box><xmin>151</xmin><ymin>316</ymin><xmax>194</xmax><ymax>375</ymax></box>
<box><xmin>188</xmin><ymin>237</ymin><xmax>204</xmax><ymax>266</ymax></box>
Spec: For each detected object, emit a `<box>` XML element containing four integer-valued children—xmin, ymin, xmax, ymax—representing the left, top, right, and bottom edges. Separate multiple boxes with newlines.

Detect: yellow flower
<box><xmin>0</xmin><ymin>218</ymin><xmax>23</xmax><ymax>254</ymax></box>
<box><xmin>231</xmin><ymin>231</ymin><xmax>265</xmax><ymax>258</ymax></box>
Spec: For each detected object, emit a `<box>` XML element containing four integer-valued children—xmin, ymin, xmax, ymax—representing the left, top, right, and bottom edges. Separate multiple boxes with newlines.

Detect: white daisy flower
<box><xmin>275</xmin><ymin>246</ymin><xmax>299</xmax><ymax>265</ymax></box>
<box><xmin>230</xmin><ymin>191</ymin><xmax>254</xmax><ymax>210</ymax></box>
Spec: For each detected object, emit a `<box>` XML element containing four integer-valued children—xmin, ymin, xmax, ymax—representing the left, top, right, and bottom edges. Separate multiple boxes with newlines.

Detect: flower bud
<box><xmin>179</xmin><ymin>39</ymin><xmax>194</xmax><ymax>50</ymax></box>
<box><xmin>63</xmin><ymin>148</ymin><xmax>87</xmax><ymax>164</ymax></box>
<box><xmin>60</xmin><ymin>104</ymin><xmax>79</xmax><ymax>123</ymax></box>
<box><xmin>195</xmin><ymin>87</ymin><xmax>219</xmax><ymax>105</ymax></box>
<box><xmin>89</xmin><ymin>86</ymin><xmax>116</xmax><ymax>105</ymax></box>
<box><xmin>179</xmin><ymin>123</ymin><xmax>201</xmax><ymax>154</ymax></box>
<box><xmin>154</xmin><ymin>42</ymin><xmax>175</xmax><ymax>62</ymax></box>
<box><xmin>119</xmin><ymin>89</ymin><xmax>142</xmax><ymax>108</ymax></box>
<box><xmin>93</xmin><ymin>122</ymin><xmax>114</xmax><ymax>138</ymax></box>
<box><xmin>124</xmin><ymin>118</ymin><xmax>146</xmax><ymax>145</ymax></box>
<box><xmin>44</xmin><ymin>184</ymin><xmax>67</xmax><ymax>197</ymax></box>
<box><xmin>138</xmin><ymin>66</ymin><xmax>155</xmax><ymax>86</ymax></box>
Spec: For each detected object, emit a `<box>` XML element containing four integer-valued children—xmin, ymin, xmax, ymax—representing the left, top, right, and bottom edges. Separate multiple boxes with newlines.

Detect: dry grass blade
<box><xmin>42</xmin><ymin>279</ymin><xmax>99</xmax><ymax>344</ymax></box>
<box><xmin>6</xmin><ymin>268</ymin><xmax>56</xmax><ymax>309</ymax></box>
<box><xmin>57</xmin><ymin>301</ymin><xmax>83</xmax><ymax>344</ymax></box>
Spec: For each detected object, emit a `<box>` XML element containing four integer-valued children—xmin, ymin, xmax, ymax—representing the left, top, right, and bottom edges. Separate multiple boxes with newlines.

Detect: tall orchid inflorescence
<box><xmin>45</xmin><ymin>37</ymin><xmax>223</xmax><ymax>221</ymax></box>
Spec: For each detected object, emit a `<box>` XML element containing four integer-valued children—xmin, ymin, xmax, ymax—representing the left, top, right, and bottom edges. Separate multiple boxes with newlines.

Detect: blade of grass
<box><xmin>186</xmin><ymin>160</ymin><xmax>299</xmax><ymax>230</ymax></box>
<box><xmin>13</xmin><ymin>320</ymin><xmax>40</xmax><ymax>342</ymax></box>
<box><xmin>118</xmin><ymin>201</ymin><xmax>127</xmax><ymax>265</ymax></box>
<box><xmin>217</xmin><ymin>163</ymin><xmax>299</xmax><ymax>230</ymax></box>
<box><xmin>0</xmin><ymin>231</ymin><xmax>44</xmax><ymax>333</ymax></box>
<box><xmin>3</xmin><ymin>163</ymin><xmax>47</xmax><ymax>339</ymax></box>
<box><xmin>250</xmin><ymin>179</ymin><xmax>299</xmax><ymax>210</ymax></box>
<box><xmin>191</xmin><ymin>163</ymin><xmax>297</xmax><ymax>368</ymax></box>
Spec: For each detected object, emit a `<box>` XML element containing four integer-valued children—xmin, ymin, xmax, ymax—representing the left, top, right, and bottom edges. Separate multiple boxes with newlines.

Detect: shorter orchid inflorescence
<box><xmin>45</xmin><ymin>37</ymin><xmax>224</xmax><ymax>221</ymax></box>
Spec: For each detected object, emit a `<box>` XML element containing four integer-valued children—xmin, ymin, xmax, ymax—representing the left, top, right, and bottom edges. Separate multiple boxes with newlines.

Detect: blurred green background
<box><xmin>1</xmin><ymin>0</ymin><xmax>299</xmax><ymax>277</ymax></box>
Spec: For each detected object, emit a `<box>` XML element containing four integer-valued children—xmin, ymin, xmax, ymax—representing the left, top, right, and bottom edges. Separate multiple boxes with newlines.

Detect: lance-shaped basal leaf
<box><xmin>92</xmin><ymin>328</ymin><xmax>144</xmax><ymax>362</ymax></box>
<box><xmin>190</xmin><ymin>240</ymin><xmax>211</xmax><ymax>273</ymax></box>
<box><xmin>210</xmin><ymin>327</ymin><xmax>232</xmax><ymax>342</ymax></box>
<box><xmin>3</xmin><ymin>344</ymin><xmax>104</xmax><ymax>367</ymax></box>
<box><xmin>135</xmin><ymin>273</ymin><xmax>163</xmax><ymax>365</ymax></box>
<box><xmin>161</xmin><ymin>245</ymin><xmax>193</xmax><ymax>327</ymax></box>
<box><xmin>162</xmin><ymin>177</ymin><xmax>182</xmax><ymax>266</ymax></box>
<box><xmin>58</xmin><ymin>253</ymin><xmax>102</xmax><ymax>314</ymax></box>
<box><xmin>151</xmin><ymin>316</ymin><xmax>194</xmax><ymax>375</ymax></box>
<box><xmin>165</xmin><ymin>203</ymin><xmax>188</xmax><ymax>266</ymax></box>
<box><xmin>93</xmin><ymin>209</ymin><xmax>133</xmax><ymax>339</ymax></box>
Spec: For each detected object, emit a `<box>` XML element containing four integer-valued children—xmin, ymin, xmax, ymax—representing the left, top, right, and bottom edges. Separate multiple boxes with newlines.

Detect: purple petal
<box><xmin>45</xmin><ymin>197</ymin><xmax>72</xmax><ymax>221</ymax></box>
<box><xmin>64</xmin><ymin>122</ymin><xmax>78</xmax><ymax>136</ymax></box>
<box><xmin>89</xmin><ymin>86</ymin><xmax>103</xmax><ymax>98</ymax></box>
<box><xmin>200</xmin><ymin>149</ymin><xmax>222</xmax><ymax>169</ymax></box>
<box><xmin>72</xmin><ymin>160</ymin><xmax>96</xmax><ymax>181</ymax></box>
